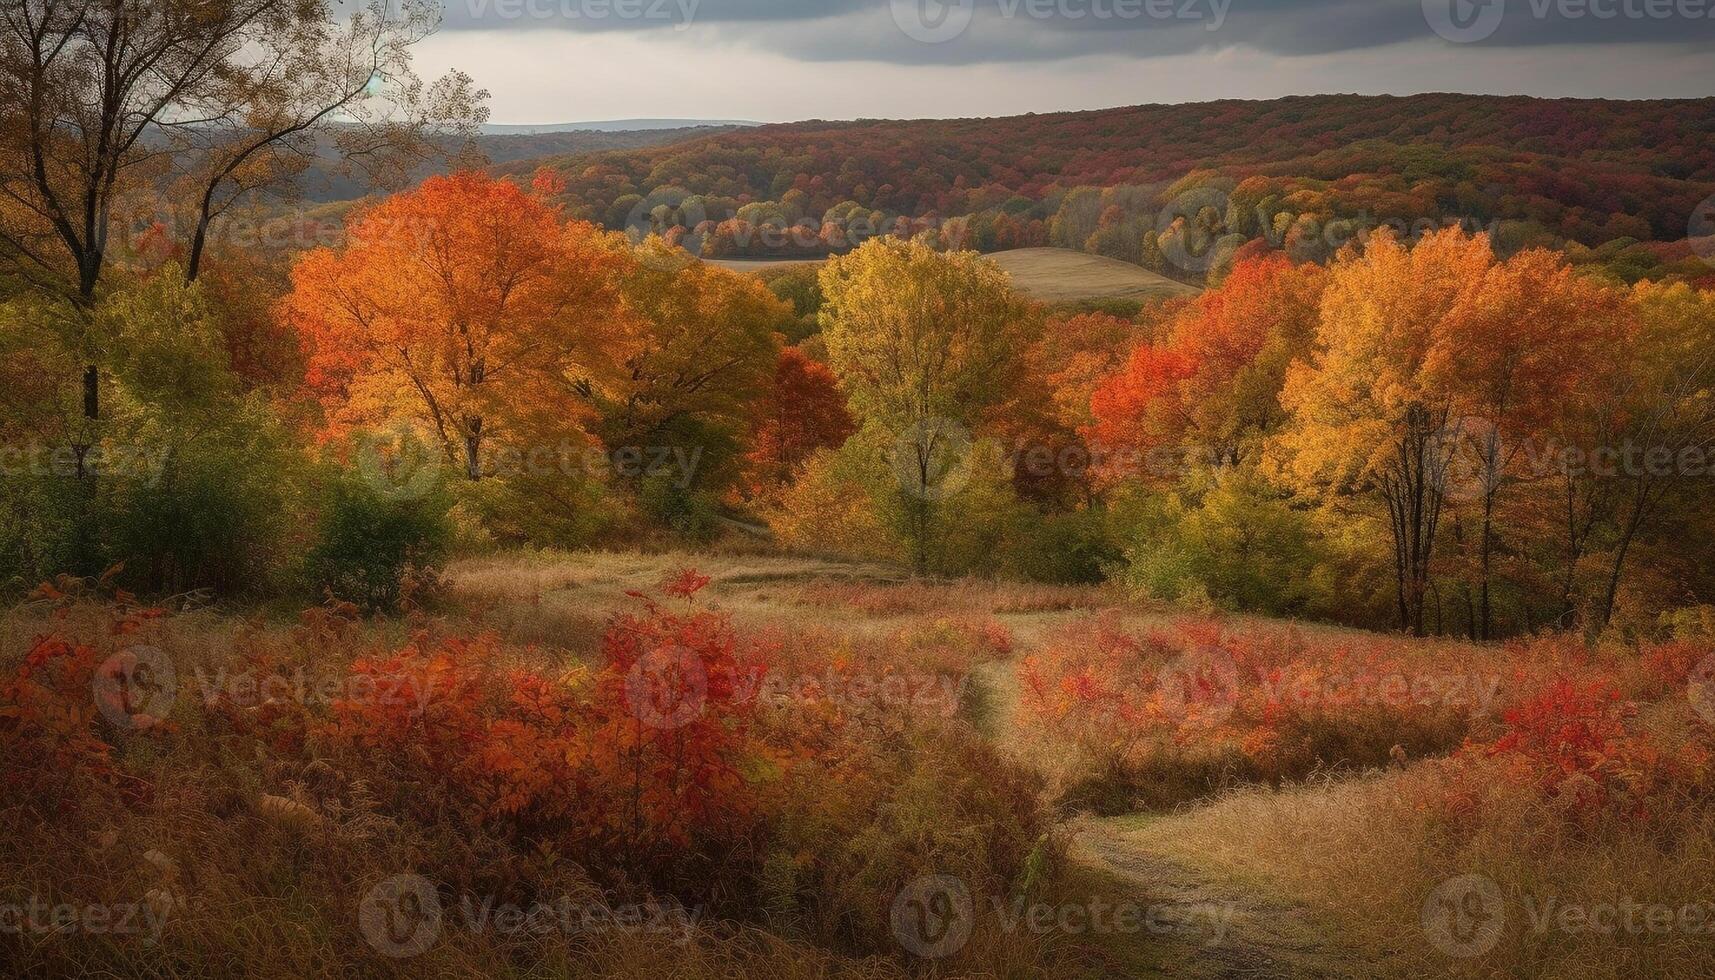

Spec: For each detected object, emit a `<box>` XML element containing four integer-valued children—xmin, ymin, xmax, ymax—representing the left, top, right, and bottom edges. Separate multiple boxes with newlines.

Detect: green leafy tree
<box><xmin>818</xmin><ymin>238</ymin><xmax>1035</xmax><ymax>573</ymax></box>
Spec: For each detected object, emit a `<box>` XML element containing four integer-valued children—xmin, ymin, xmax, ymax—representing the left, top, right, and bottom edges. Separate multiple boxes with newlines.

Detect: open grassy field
<box><xmin>8</xmin><ymin>549</ymin><xmax>1712</xmax><ymax>977</ymax></box>
<box><xmin>707</xmin><ymin>247</ymin><xmax>1200</xmax><ymax>303</ymax></box>
<box><xmin>982</xmin><ymin>248</ymin><xmax>1201</xmax><ymax>302</ymax></box>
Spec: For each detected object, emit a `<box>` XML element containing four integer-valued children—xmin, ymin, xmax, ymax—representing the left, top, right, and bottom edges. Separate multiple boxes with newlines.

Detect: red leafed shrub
<box><xmin>1022</xmin><ymin>616</ymin><xmax>1482</xmax><ymax>804</ymax></box>
<box><xmin>1470</xmin><ymin>677</ymin><xmax>1712</xmax><ymax>823</ymax></box>
<box><xmin>1639</xmin><ymin>640</ymin><xmax>1712</xmax><ymax>697</ymax></box>
<box><xmin>1</xmin><ymin>635</ymin><xmax>119</xmax><ymax>790</ymax></box>
<box><xmin>658</xmin><ymin>566</ymin><xmax>713</xmax><ymax>599</ymax></box>
<box><xmin>1486</xmin><ymin>679</ymin><xmax>1635</xmax><ymax>810</ymax></box>
<box><xmin>0</xmin><ymin>578</ymin><xmax>168</xmax><ymax>802</ymax></box>
<box><xmin>591</xmin><ymin>581</ymin><xmax>768</xmax><ymax>847</ymax></box>
<box><xmin>1018</xmin><ymin>616</ymin><xmax>1251</xmax><ymax>784</ymax></box>
<box><xmin>320</xmin><ymin>571</ymin><xmax>770</xmax><ymax>878</ymax></box>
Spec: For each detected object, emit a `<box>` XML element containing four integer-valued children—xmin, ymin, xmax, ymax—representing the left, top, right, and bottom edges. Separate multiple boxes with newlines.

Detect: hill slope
<box><xmin>707</xmin><ymin>247</ymin><xmax>1199</xmax><ymax>304</ymax></box>
<box><xmin>525</xmin><ymin>94</ymin><xmax>1715</xmax><ymax>284</ymax></box>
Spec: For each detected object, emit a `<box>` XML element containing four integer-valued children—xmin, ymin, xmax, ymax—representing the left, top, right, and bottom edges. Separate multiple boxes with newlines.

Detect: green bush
<box><xmin>775</xmin><ymin>424</ymin><xmax>1031</xmax><ymax>577</ymax></box>
<box><xmin>450</xmin><ymin>465</ymin><xmax>617</xmax><ymax>552</ymax></box>
<box><xmin>302</xmin><ymin>469</ymin><xmax>451</xmax><ymax>611</ymax></box>
<box><xmin>1003</xmin><ymin>507</ymin><xmax>1118</xmax><ymax>584</ymax></box>
<box><xmin>1112</xmin><ymin>467</ymin><xmax>1328</xmax><ymax>614</ymax></box>
<box><xmin>0</xmin><ymin>273</ymin><xmax>303</xmax><ymax>597</ymax></box>
<box><xmin>99</xmin><ymin>397</ymin><xmax>298</xmax><ymax>595</ymax></box>
<box><xmin>637</xmin><ymin>470</ymin><xmax>721</xmax><ymax>543</ymax></box>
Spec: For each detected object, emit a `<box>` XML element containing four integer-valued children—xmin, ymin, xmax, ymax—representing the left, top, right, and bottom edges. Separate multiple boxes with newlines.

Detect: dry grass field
<box><xmin>8</xmin><ymin>549</ymin><xmax>1711</xmax><ymax>977</ymax></box>
<box><xmin>707</xmin><ymin>247</ymin><xmax>1200</xmax><ymax>303</ymax></box>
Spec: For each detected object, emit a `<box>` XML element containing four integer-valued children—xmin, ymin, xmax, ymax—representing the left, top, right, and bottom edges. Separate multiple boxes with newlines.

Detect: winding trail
<box><xmin>973</xmin><ymin>622</ymin><xmax>1370</xmax><ymax>979</ymax></box>
<box><xmin>1066</xmin><ymin>814</ymin><xmax>1366</xmax><ymax>979</ymax></box>
<box><xmin>447</xmin><ymin>552</ymin><xmax>1376</xmax><ymax>977</ymax></box>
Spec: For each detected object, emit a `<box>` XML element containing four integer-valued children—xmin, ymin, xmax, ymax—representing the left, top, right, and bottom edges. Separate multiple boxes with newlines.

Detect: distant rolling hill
<box><xmin>520</xmin><ymin>94</ymin><xmax>1715</xmax><ymax>289</ymax></box>
<box><xmin>291</xmin><ymin>125</ymin><xmax>746</xmax><ymax>204</ymax></box>
<box><xmin>707</xmin><ymin>247</ymin><xmax>1199</xmax><ymax>304</ymax></box>
<box><xmin>481</xmin><ymin>119</ymin><xmax>760</xmax><ymax>135</ymax></box>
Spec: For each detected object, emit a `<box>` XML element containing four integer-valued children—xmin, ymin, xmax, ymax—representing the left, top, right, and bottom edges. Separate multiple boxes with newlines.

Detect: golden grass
<box><xmin>7</xmin><ymin>549</ymin><xmax>1714</xmax><ymax>978</ymax></box>
<box><xmin>1106</xmin><ymin>763</ymin><xmax>1715</xmax><ymax>978</ymax></box>
<box><xmin>705</xmin><ymin>247</ymin><xmax>1202</xmax><ymax>304</ymax></box>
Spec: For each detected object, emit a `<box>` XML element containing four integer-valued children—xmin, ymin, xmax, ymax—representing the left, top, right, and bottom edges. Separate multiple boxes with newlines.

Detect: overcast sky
<box><xmin>413</xmin><ymin>0</ymin><xmax>1715</xmax><ymax>123</ymax></box>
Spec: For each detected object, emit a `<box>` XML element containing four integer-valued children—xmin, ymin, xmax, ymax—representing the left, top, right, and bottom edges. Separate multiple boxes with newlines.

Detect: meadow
<box><xmin>710</xmin><ymin>248</ymin><xmax>1201</xmax><ymax>305</ymax></box>
<box><xmin>3</xmin><ymin>8</ymin><xmax>1714</xmax><ymax>976</ymax></box>
<box><xmin>6</xmin><ymin>550</ymin><xmax>1713</xmax><ymax>976</ymax></box>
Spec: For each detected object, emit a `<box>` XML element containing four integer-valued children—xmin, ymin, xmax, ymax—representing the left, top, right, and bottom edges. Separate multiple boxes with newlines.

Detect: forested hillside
<box><xmin>516</xmin><ymin>94</ymin><xmax>1715</xmax><ymax>286</ymax></box>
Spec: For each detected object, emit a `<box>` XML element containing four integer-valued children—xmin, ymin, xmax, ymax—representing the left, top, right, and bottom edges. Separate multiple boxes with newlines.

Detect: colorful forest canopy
<box><xmin>498</xmin><ymin>94</ymin><xmax>1715</xmax><ymax>285</ymax></box>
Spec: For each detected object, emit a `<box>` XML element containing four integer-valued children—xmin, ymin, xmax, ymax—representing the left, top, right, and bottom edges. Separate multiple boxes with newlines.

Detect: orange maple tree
<box><xmin>283</xmin><ymin>170</ymin><xmax>628</xmax><ymax>478</ymax></box>
<box><xmin>1087</xmin><ymin>255</ymin><xmax>1325</xmax><ymax>484</ymax></box>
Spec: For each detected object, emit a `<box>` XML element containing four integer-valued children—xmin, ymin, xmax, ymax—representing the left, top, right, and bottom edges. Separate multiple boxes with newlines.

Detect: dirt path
<box><xmin>1066</xmin><ymin>813</ymin><xmax>1368</xmax><ymax>979</ymax></box>
<box><xmin>974</xmin><ymin>625</ymin><xmax>1370</xmax><ymax>979</ymax></box>
<box><xmin>449</xmin><ymin>551</ymin><xmax>1373</xmax><ymax>976</ymax></box>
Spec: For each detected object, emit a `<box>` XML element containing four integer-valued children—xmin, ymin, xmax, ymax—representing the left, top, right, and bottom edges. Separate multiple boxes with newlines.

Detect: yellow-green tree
<box><xmin>817</xmin><ymin>238</ymin><xmax>1036</xmax><ymax>573</ymax></box>
<box><xmin>582</xmin><ymin>239</ymin><xmax>787</xmax><ymax>509</ymax></box>
<box><xmin>1591</xmin><ymin>282</ymin><xmax>1715</xmax><ymax>629</ymax></box>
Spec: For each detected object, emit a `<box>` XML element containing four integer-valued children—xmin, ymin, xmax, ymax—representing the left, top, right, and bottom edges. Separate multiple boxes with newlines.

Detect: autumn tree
<box><xmin>1589</xmin><ymin>282</ymin><xmax>1715</xmax><ymax>629</ymax></box>
<box><xmin>1088</xmin><ymin>344</ymin><xmax>1197</xmax><ymax>486</ymax></box>
<box><xmin>1002</xmin><ymin>309</ymin><xmax>1144</xmax><ymax>506</ymax></box>
<box><xmin>0</xmin><ymin>0</ymin><xmax>482</xmax><ymax>296</ymax></box>
<box><xmin>1089</xmin><ymin>255</ymin><xmax>1325</xmax><ymax>484</ymax></box>
<box><xmin>743</xmin><ymin>346</ymin><xmax>854</xmax><ymax>498</ymax></box>
<box><xmin>818</xmin><ymin>238</ymin><xmax>1036</xmax><ymax>573</ymax></box>
<box><xmin>0</xmin><ymin>0</ymin><xmax>482</xmax><ymax>486</ymax></box>
<box><xmin>285</xmin><ymin>171</ymin><xmax>626</xmax><ymax>480</ymax></box>
<box><xmin>1426</xmin><ymin>247</ymin><xmax>1622</xmax><ymax>638</ymax></box>
<box><xmin>1274</xmin><ymin>230</ymin><xmax>1493</xmax><ymax>636</ymax></box>
<box><xmin>584</xmin><ymin>238</ymin><xmax>786</xmax><ymax>499</ymax></box>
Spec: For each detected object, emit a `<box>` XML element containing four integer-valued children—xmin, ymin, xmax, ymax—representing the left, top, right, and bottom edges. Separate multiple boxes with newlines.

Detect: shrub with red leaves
<box><xmin>0</xmin><ymin>578</ymin><xmax>168</xmax><ymax>803</ymax></box>
<box><xmin>320</xmin><ymin>570</ymin><xmax>770</xmax><ymax>881</ymax></box>
<box><xmin>1470</xmin><ymin>677</ymin><xmax>1712</xmax><ymax>823</ymax></box>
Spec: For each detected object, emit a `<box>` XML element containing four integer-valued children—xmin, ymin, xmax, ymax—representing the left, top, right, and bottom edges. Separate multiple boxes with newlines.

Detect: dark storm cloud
<box><xmin>441</xmin><ymin>0</ymin><xmax>870</xmax><ymax>31</ymax></box>
<box><xmin>438</xmin><ymin>0</ymin><xmax>1715</xmax><ymax>65</ymax></box>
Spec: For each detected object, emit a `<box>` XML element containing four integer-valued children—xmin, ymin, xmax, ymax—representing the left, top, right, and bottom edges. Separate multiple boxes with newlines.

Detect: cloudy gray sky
<box><xmin>413</xmin><ymin>0</ymin><xmax>1715</xmax><ymax>123</ymax></box>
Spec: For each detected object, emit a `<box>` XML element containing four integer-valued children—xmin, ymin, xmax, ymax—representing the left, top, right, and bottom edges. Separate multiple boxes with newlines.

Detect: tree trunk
<box><xmin>463</xmin><ymin>417</ymin><xmax>483</xmax><ymax>481</ymax></box>
<box><xmin>1598</xmin><ymin>477</ymin><xmax>1653</xmax><ymax>631</ymax></box>
<box><xmin>1477</xmin><ymin>433</ymin><xmax>1499</xmax><ymax>641</ymax></box>
<box><xmin>1384</xmin><ymin>403</ymin><xmax>1448</xmax><ymax>637</ymax></box>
